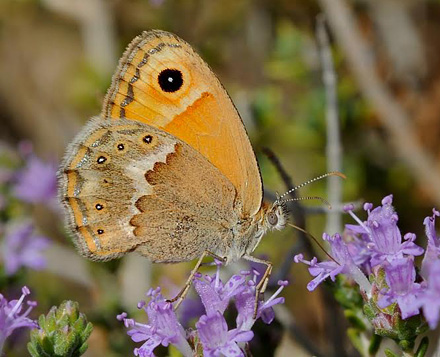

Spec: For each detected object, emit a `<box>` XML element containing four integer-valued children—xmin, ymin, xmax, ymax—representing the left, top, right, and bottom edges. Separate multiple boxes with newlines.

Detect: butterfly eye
<box><xmin>268</xmin><ymin>211</ymin><xmax>278</xmax><ymax>226</ymax></box>
<box><xmin>158</xmin><ymin>69</ymin><xmax>183</xmax><ymax>93</ymax></box>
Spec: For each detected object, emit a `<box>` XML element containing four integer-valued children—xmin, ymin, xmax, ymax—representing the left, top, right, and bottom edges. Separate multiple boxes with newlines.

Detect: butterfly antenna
<box><xmin>277</xmin><ymin>171</ymin><xmax>346</xmax><ymax>202</ymax></box>
<box><xmin>288</xmin><ymin>223</ymin><xmax>340</xmax><ymax>265</ymax></box>
<box><xmin>281</xmin><ymin>196</ymin><xmax>332</xmax><ymax>209</ymax></box>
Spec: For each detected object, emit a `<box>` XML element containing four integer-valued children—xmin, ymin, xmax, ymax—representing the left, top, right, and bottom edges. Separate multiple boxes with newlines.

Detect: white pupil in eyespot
<box><xmin>168</xmin><ymin>77</ymin><xmax>173</xmax><ymax>82</ymax></box>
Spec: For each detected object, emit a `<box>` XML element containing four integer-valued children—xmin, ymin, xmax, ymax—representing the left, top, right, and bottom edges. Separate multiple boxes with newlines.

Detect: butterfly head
<box><xmin>261</xmin><ymin>199</ymin><xmax>288</xmax><ymax>232</ymax></box>
<box><xmin>239</xmin><ymin>199</ymin><xmax>288</xmax><ymax>259</ymax></box>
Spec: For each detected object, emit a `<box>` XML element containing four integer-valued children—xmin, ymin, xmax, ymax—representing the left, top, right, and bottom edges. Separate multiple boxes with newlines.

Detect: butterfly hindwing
<box><xmin>59</xmin><ymin>118</ymin><xmax>239</xmax><ymax>262</ymax></box>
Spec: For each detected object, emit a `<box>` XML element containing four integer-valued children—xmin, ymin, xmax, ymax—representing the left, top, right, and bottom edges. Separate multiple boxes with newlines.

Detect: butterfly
<box><xmin>59</xmin><ymin>30</ymin><xmax>289</xmax><ymax>305</ymax></box>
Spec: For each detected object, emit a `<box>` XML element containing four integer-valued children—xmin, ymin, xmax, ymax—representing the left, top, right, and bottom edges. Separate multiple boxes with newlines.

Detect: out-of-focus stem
<box><xmin>319</xmin><ymin>0</ymin><xmax>440</xmax><ymax>206</ymax></box>
<box><xmin>316</xmin><ymin>15</ymin><xmax>343</xmax><ymax>235</ymax></box>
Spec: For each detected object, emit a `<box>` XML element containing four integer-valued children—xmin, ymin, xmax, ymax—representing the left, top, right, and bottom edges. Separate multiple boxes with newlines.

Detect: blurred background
<box><xmin>1</xmin><ymin>0</ymin><xmax>440</xmax><ymax>355</ymax></box>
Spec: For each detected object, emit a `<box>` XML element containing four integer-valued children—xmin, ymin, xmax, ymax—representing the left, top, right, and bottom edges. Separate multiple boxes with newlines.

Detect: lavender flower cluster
<box><xmin>0</xmin><ymin>144</ymin><xmax>56</xmax><ymax>276</ymax></box>
<box><xmin>118</xmin><ymin>263</ymin><xmax>287</xmax><ymax>357</ymax></box>
<box><xmin>0</xmin><ymin>144</ymin><xmax>57</xmax><ymax>353</ymax></box>
<box><xmin>295</xmin><ymin>194</ymin><xmax>440</xmax><ymax>330</ymax></box>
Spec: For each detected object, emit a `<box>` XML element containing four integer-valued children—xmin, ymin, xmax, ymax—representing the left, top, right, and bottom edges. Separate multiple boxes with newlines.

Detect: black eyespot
<box><xmin>95</xmin><ymin>203</ymin><xmax>103</xmax><ymax>211</ymax></box>
<box><xmin>158</xmin><ymin>69</ymin><xmax>183</xmax><ymax>93</ymax></box>
<box><xmin>117</xmin><ymin>143</ymin><xmax>125</xmax><ymax>151</ymax></box>
<box><xmin>97</xmin><ymin>229</ymin><xmax>104</xmax><ymax>235</ymax></box>
<box><xmin>97</xmin><ymin>156</ymin><xmax>107</xmax><ymax>164</ymax></box>
<box><xmin>143</xmin><ymin>135</ymin><xmax>153</xmax><ymax>144</ymax></box>
<box><xmin>268</xmin><ymin>212</ymin><xmax>278</xmax><ymax>226</ymax></box>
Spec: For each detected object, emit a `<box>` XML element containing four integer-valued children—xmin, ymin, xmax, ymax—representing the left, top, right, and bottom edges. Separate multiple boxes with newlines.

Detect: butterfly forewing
<box><xmin>102</xmin><ymin>30</ymin><xmax>263</xmax><ymax>218</ymax></box>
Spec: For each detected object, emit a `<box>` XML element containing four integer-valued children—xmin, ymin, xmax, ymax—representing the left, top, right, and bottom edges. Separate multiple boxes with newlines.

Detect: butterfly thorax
<box><xmin>223</xmin><ymin>201</ymin><xmax>288</xmax><ymax>263</ymax></box>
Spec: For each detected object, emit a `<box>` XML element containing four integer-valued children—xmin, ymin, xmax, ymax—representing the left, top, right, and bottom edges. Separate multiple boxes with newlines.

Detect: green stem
<box><xmin>415</xmin><ymin>337</ymin><xmax>429</xmax><ymax>357</ymax></box>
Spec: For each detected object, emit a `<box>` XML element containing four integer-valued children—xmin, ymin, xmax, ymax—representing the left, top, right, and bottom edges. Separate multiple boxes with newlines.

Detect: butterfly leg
<box><xmin>167</xmin><ymin>250</ymin><xmax>226</xmax><ymax>310</ymax></box>
<box><xmin>243</xmin><ymin>255</ymin><xmax>273</xmax><ymax>319</ymax></box>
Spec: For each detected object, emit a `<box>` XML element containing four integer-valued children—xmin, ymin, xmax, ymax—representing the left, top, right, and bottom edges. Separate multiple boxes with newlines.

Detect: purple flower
<box><xmin>117</xmin><ymin>288</ymin><xmax>192</xmax><ymax>357</ymax></box>
<box><xmin>196</xmin><ymin>311</ymin><xmax>253</xmax><ymax>357</ymax></box>
<box><xmin>416</xmin><ymin>260</ymin><xmax>440</xmax><ymax>329</ymax></box>
<box><xmin>344</xmin><ymin>231</ymin><xmax>372</xmax><ymax>275</ymax></box>
<box><xmin>294</xmin><ymin>234</ymin><xmax>348</xmax><ymax>291</ymax></box>
<box><xmin>178</xmin><ymin>296</ymin><xmax>205</xmax><ymax>328</ymax></box>
<box><xmin>13</xmin><ymin>155</ymin><xmax>57</xmax><ymax>205</ymax></box>
<box><xmin>0</xmin><ymin>286</ymin><xmax>38</xmax><ymax>353</ymax></box>
<box><xmin>297</xmin><ymin>194</ymin><xmax>440</xmax><ymax>342</ymax></box>
<box><xmin>342</xmin><ymin>195</ymin><xmax>424</xmax><ymax>270</ymax></box>
<box><xmin>119</xmin><ymin>265</ymin><xmax>287</xmax><ymax>356</ymax></box>
<box><xmin>294</xmin><ymin>233</ymin><xmax>370</xmax><ymax>293</ymax></box>
<box><xmin>235</xmin><ymin>275</ymin><xmax>287</xmax><ymax>331</ymax></box>
<box><xmin>365</xmin><ymin>195</ymin><xmax>424</xmax><ymax>266</ymax></box>
<box><xmin>2</xmin><ymin>222</ymin><xmax>50</xmax><ymax>276</ymax></box>
<box><xmin>193</xmin><ymin>261</ymin><xmax>247</xmax><ymax>315</ymax></box>
<box><xmin>377</xmin><ymin>258</ymin><xmax>422</xmax><ymax>319</ymax></box>
<box><xmin>421</xmin><ymin>209</ymin><xmax>440</xmax><ymax>278</ymax></box>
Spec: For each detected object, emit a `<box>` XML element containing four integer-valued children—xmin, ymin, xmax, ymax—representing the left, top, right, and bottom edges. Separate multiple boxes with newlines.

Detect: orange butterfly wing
<box><xmin>102</xmin><ymin>30</ymin><xmax>262</xmax><ymax>217</ymax></box>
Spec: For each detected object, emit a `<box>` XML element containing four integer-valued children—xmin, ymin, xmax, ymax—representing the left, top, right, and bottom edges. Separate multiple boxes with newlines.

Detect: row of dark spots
<box><xmin>94</xmin><ymin>201</ymin><xmax>104</xmax><ymax>236</ymax></box>
<box><xmin>95</xmin><ymin>202</ymin><xmax>104</xmax><ymax>236</ymax></box>
<box><xmin>95</xmin><ymin>136</ymin><xmax>152</xmax><ymax>165</ymax></box>
<box><xmin>93</xmin><ymin>133</ymin><xmax>154</xmax><ymax>235</ymax></box>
